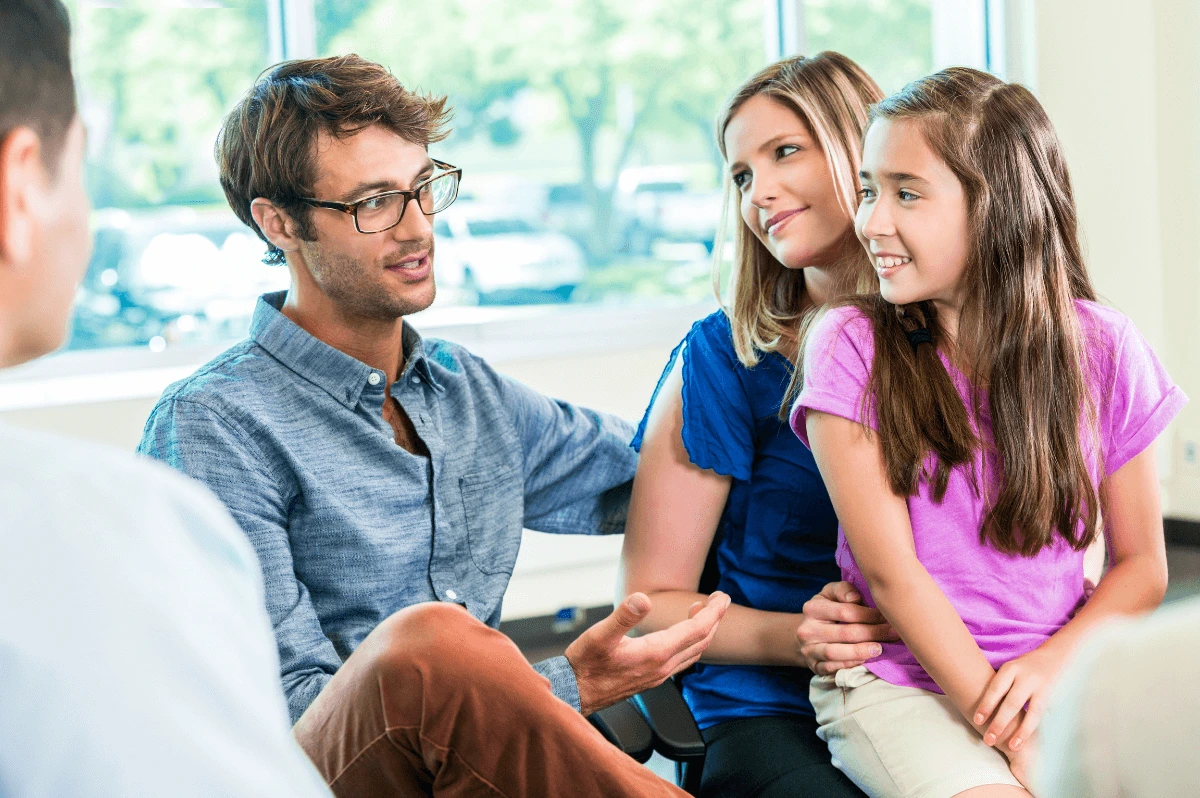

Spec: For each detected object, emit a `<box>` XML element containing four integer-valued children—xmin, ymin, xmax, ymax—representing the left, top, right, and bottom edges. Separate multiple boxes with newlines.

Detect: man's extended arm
<box><xmin>139</xmin><ymin>398</ymin><xmax>342</xmax><ymax>723</ymax></box>
<box><xmin>496</xmin><ymin>369</ymin><xmax>730</xmax><ymax>715</ymax></box>
<box><xmin>500</xmin><ymin>373</ymin><xmax>637</xmax><ymax>537</ymax></box>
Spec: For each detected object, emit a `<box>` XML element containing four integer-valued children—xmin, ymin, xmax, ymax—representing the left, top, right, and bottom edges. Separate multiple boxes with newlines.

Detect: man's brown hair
<box><xmin>216</xmin><ymin>55</ymin><xmax>452</xmax><ymax>264</ymax></box>
<box><xmin>0</xmin><ymin>0</ymin><xmax>77</xmax><ymax>173</ymax></box>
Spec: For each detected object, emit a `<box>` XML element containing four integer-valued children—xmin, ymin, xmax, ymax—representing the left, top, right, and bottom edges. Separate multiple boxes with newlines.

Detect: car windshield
<box><xmin>466</xmin><ymin>218</ymin><xmax>535</xmax><ymax>236</ymax></box>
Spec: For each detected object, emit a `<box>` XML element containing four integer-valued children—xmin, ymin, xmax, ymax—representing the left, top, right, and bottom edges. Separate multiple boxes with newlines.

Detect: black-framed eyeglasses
<box><xmin>300</xmin><ymin>159</ymin><xmax>462</xmax><ymax>234</ymax></box>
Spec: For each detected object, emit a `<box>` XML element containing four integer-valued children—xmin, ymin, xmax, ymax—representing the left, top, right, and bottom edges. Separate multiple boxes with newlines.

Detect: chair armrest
<box><xmin>632</xmin><ymin>680</ymin><xmax>705</xmax><ymax>761</ymax></box>
<box><xmin>588</xmin><ymin>698</ymin><xmax>655</xmax><ymax>763</ymax></box>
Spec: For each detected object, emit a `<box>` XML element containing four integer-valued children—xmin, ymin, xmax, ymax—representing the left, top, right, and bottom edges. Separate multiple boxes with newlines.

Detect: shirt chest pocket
<box><xmin>460</xmin><ymin>468</ymin><xmax>525</xmax><ymax>576</ymax></box>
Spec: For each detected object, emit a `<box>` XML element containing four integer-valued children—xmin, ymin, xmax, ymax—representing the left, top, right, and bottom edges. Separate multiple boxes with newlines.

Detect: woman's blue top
<box><xmin>632</xmin><ymin>310</ymin><xmax>840</xmax><ymax>730</ymax></box>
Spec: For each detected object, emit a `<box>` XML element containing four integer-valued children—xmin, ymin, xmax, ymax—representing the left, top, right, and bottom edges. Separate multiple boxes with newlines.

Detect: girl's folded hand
<box><xmin>1003</xmin><ymin>731</ymin><xmax>1039</xmax><ymax>792</ymax></box>
<box><xmin>973</xmin><ymin>645</ymin><xmax>1068</xmax><ymax>753</ymax></box>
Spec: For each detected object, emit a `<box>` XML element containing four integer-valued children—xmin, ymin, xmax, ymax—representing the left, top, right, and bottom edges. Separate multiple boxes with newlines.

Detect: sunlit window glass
<box><xmin>67</xmin><ymin>0</ymin><xmax>277</xmax><ymax>352</ymax></box>
<box><xmin>804</xmin><ymin>0</ymin><xmax>934</xmax><ymax>94</ymax></box>
<box><xmin>316</xmin><ymin>0</ymin><xmax>766</xmax><ymax>310</ymax></box>
<box><xmin>57</xmin><ymin>0</ymin><xmax>966</xmax><ymax>354</ymax></box>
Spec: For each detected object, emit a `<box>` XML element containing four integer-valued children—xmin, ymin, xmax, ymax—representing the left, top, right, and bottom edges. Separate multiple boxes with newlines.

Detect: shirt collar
<box><xmin>249</xmin><ymin>291</ymin><xmax>442</xmax><ymax>409</ymax></box>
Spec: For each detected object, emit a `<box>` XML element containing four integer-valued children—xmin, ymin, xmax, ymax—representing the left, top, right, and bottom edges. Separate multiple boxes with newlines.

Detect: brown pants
<box><xmin>293</xmin><ymin>602</ymin><xmax>687</xmax><ymax>797</ymax></box>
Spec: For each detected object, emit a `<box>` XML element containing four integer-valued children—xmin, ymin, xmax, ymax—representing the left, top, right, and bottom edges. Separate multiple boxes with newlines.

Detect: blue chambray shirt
<box><xmin>138</xmin><ymin>291</ymin><xmax>637</xmax><ymax>723</ymax></box>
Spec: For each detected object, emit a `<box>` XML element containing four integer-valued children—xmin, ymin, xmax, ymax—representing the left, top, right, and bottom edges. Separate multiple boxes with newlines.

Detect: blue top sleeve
<box><xmin>632</xmin><ymin>311</ymin><xmax>757</xmax><ymax>482</ymax></box>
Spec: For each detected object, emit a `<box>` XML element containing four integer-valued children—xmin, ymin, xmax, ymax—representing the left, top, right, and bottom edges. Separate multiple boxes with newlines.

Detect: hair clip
<box><xmin>906</xmin><ymin>327</ymin><xmax>934</xmax><ymax>352</ymax></box>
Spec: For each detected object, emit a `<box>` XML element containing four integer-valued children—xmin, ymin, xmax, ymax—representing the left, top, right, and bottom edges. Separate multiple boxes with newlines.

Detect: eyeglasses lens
<box><xmin>356</xmin><ymin>171</ymin><xmax>460</xmax><ymax>233</ymax></box>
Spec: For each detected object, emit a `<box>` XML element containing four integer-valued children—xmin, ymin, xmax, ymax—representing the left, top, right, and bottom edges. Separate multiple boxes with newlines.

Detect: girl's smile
<box><xmin>855</xmin><ymin>117</ymin><xmax>971</xmax><ymax>325</ymax></box>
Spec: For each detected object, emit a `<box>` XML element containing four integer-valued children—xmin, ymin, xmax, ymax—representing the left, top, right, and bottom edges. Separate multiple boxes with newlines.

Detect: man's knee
<box><xmin>366</xmin><ymin>602</ymin><xmax>506</xmax><ymax>681</ymax></box>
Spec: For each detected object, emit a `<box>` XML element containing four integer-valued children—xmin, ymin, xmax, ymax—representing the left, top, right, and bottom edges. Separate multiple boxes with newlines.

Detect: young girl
<box><xmin>621</xmin><ymin>53</ymin><xmax>888</xmax><ymax>797</ymax></box>
<box><xmin>794</xmin><ymin>67</ymin><xmax>1186</xmax><ymax>798</ymax></box>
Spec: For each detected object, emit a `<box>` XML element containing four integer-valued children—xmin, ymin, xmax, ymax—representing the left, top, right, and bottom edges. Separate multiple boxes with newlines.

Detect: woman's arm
<box><xmin>975</xmin><ymin>443</ymin><xmax>1169</xmax><ymax>748</ymax></box>
<box><xmin>620</xmin><ymin>359</ymin><xmax>893</xmax><ymax>670</ymax></box>
<box><xmin>805</xmin><ymin>411</ymin><xmax>999</xmax><ymax>720</ymax></box>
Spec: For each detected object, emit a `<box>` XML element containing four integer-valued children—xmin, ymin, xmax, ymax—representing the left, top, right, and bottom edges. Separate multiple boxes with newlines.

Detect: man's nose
<box><xmin>394</xmin><ymin>197</ymin><xmax>432</xmax><ymax>242</ymax></box>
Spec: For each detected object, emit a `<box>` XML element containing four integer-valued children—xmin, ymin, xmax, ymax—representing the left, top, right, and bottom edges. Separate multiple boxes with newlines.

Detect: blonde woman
<box><xmin>620</xmin><ymin>53</ymin><xmax>888</xmax><ymax>797</ymax></box>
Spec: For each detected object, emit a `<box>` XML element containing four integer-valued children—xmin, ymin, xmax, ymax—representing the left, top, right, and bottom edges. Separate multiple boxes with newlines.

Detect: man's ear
<box><xmin>0</xmin><ymin>128</ymin><xmax>45</xmax><ymax>267</ymax></box>
<box><xmin>250</xmin><ymin>197</ymin><xmax>304</xmax><ymax>256</ymax></box>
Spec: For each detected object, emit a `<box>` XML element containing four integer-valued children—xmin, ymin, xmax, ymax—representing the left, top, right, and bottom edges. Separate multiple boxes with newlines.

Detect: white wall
<box><xmin>1032</xmin><ymin>0</ymin><xmax>1200</xmax><ymax>518</ymax></box>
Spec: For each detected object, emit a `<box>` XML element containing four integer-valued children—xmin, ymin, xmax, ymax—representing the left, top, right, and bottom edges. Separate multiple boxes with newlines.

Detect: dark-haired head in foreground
<box><xmin>0</xmin><ymin>0</ymin><xmax>90</xmax><ymax>367</ymax></box>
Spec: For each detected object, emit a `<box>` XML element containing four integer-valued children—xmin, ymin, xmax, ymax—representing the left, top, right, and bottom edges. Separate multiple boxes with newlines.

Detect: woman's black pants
<box><xmin>696</xmin><ymin>714</ymin><xmax>867</xmax><ymax>798</ymax></box>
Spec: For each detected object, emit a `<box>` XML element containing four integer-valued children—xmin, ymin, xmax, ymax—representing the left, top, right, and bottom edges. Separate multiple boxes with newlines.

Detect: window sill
<box><xmin>0</xmin><ymin>300</ymin><xmax>714</xmax><ymax>412</ymax></box>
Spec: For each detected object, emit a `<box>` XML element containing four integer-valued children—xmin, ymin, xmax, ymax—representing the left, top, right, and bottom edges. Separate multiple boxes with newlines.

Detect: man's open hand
<box><xmin>565</xmin><ymin>591</ymin><xmax>730</xmax><ymax>716</ymax></box>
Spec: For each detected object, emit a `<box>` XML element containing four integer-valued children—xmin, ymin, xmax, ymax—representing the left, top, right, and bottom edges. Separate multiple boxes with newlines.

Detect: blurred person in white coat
<box><xmin>0</xmin><ymin>1</ymin><xmax>334</xmax><ymax>795</ymax></box>
<box><xmin>1038</xmin><ymin>596</ymin><xmax>1200</xmax><ymax>797</ymax></box>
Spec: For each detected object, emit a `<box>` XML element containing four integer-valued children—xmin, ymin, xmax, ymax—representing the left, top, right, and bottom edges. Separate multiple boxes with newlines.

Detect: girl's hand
<box><xmin>973</xmin><ymin>645</ymin><xmax>1068</xmax><ymax>752</ymax></box>
<box><xmin>1003</xmin><ymin>732</ymin><xmax>1039</xmax><ymax>792</ymax></box>
<box><xmin>796</xmin><ymin>581</ymin><xmax>898</xmax><ymax>674</ymax></box>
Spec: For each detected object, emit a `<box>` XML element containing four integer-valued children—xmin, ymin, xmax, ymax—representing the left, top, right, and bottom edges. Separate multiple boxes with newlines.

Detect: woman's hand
<box><xmin>796</xmin><ymin>581</ymin><xmax>898</xmax><ymax>674</ymax></box>
<box><xmin>974</xmin><ymin>645</ymin><xmax>1070</xmax><ymax>753</ymax></box>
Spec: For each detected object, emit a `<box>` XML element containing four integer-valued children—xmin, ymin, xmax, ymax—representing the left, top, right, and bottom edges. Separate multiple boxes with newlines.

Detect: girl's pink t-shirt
<box><xmin>790</xmin><ymin>300</ymin><xmax>1187</xmax><ymax>692</ymax></box>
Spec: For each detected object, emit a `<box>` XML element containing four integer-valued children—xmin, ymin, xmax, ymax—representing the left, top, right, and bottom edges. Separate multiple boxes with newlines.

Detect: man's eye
<box><xmin>362</xmin><ymin>196</ymin><xmax>387</xmax><ymax>211</ymax></box>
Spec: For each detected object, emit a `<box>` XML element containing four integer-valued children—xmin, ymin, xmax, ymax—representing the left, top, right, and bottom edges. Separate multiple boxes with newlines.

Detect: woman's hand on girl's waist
<box><xmin>795</xmin><ymin>580</ymin><xmax>899</xmax><ymax>674</ymax></box>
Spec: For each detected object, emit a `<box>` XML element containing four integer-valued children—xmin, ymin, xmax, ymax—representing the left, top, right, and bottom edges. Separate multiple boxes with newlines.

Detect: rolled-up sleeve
<box><xmin>489</xmin><ymin>369</ymin><xmax>636</xmax><ymax>710</ymax></box>
<box><xmin>532</xmin><ymin>655</ymin><xmax>582</xmax><ymax>712</ymax></box>
<box><xmin>499</xmin><ymin>373</ymin><xmax>638</xmax><ymax>537</ymax></box>
<box><xmin>139</xmin><ymin>398</ymin><xmax>341</xmax><ymax>723</ymax></box>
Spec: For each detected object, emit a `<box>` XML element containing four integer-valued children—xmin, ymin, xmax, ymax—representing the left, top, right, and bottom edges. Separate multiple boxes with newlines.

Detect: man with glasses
<box><xmin>139</xmin><ymin>55</ymin><xmax>727</xmax><ymax>796</ymax></box>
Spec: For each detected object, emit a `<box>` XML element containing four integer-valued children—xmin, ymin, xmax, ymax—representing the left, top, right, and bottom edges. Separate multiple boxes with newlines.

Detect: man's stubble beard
<box><xmin>302</xmin><ymin>238</ymin><xmax>436</xmax><ymax>321</ymax></box>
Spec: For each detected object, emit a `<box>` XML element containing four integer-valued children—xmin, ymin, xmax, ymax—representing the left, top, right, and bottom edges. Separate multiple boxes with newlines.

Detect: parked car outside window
<box><xmin>432</xmin><ymin>204</ymin><xmax>587</xmax><ymax>306</ymax></box>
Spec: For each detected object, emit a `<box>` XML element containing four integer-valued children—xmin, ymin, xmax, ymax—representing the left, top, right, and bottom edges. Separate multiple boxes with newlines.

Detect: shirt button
<box><xmin>445</xmin><ymin>589</ymin><xmax>459</xmax><ymax>601</ymax></box>
<box><xmin>410</xmin><ymin>375</ymin><xmax>420</xmax><ymax>385</ymax></box>
<box><xmin>367</xmin><ymin>372</ymin><xmax>382</xmax><ymax>386</ymax></box>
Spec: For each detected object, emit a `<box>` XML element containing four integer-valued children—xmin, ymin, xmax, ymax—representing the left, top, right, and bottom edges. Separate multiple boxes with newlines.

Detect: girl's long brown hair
<box><xmin>858</xmin><ymin>67</ymin><xmax>1100</xmax><ymax>557</ymax></box>
<box><xmin>713</xmin><ymin>52</ymin><xmax>883</xmax><ymax>415</ymax></box>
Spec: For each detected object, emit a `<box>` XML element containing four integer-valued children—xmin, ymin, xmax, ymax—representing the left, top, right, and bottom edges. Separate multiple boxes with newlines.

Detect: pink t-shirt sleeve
<box><xmin>1094</xmin><ymin>306</ymin><xmax>1188</xmax><ymax>475</ymax></box>
<box><xmin>789</xmin><ymin>306</ymin><xmax>875</xmax><ymax>448</ymax></box>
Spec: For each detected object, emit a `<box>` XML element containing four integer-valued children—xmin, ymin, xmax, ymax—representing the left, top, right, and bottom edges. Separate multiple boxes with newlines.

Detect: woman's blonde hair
<box><xmin>713</xmin><ymin>52</ymin><xmax>883</xmax><ymax>401</ymax></box>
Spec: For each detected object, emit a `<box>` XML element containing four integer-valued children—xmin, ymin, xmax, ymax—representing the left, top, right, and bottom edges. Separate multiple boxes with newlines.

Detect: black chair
<box><xmin>588</xmin><ymin>679</ymin><xmax>706</xmax><ymax>791</ymax></box>
<box><xmin>592</xmin><ymin>533</ymin><xmax>724</xmax><ymax>793</ymax></box>
<box><xmin>588</xmin><ymin>695</ymin><xmax>656</xmax><ymax>763</ymax></box>
<box><xmin>633</xmin><ymin>679</ymin><xmax>707</xmax><ymax>792</ymax></box>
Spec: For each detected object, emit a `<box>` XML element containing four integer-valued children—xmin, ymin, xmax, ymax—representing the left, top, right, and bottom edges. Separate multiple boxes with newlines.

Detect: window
<box><xmin>804</xmin><ymin>0</ymin><xmax>936</xmax><ymax>93</ymax></box>
<box><xmin>68</xmin><ymin>0</ymin><xmax>277</xmax><ymax>352</ymax></box>
<box><xmin>316</xmin><ymin>0</ymin><xmax>765</xmax><ymax>311</ymax></box>
<box><xmin>61</xmin><ymin>0</ymin><xmax>987</xmax><ymax>356</ymax></box>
